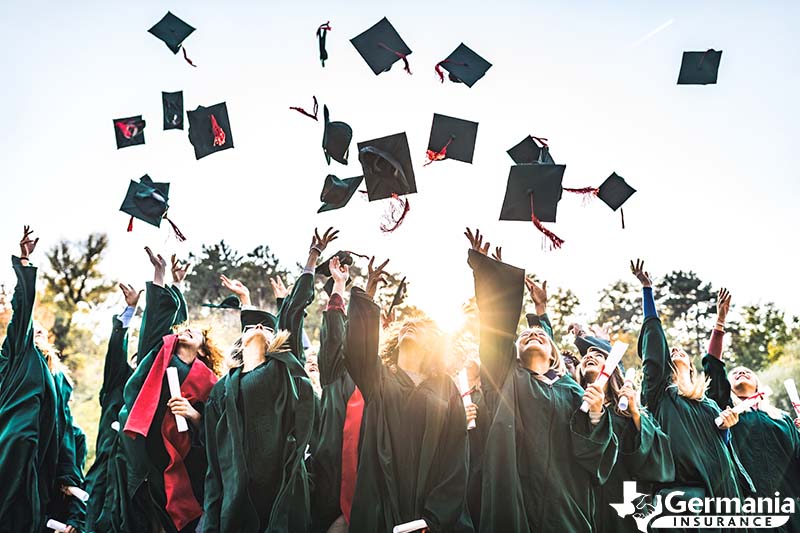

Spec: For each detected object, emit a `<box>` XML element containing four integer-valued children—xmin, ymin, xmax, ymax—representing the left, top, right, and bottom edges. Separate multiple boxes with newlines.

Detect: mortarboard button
<box><xmin>187</xmin><ymin>102</ymin><xmax>234</xmax><ymax>160</ymax></box>
<box><xmin>113</xmin><ymin>115</ymin><xmax>146</xmax><ymax>149</ymax></box>
<box><xmin>425</xmin><ymin>113</ymin><xmax>479</xmax><ymax>166</ymax></box>
<box><xmin>435</xmin><ymin>43</ymin><xmax>492</xmax><ymax>87</ymax></box>
<box><xmin>162</xmin><ymin>91</ymin><xmax>184</xmax><ymax>130</ymax></box>
<box><xmin>318</xmin><ymin>174</ymin><xmax>363</xmax><ymax>213</ymax></box>
<box><xmin>350</xmin><ymin>17</ymin><xmax>412</xmax><ymax>75</ymax></box>
<box><xmin>507</xmin><ymin>135</ymin><xmax>555</xmax><ymax>165</ymax></box>
<box><xmin>499</xmin><ymin>165</ymin><xmax>566</xmax><ymax>248</ymax></box>
<box><xmin>677</xmin><ymin>49</ymin><xmax>722</xmax><ymax>85</ymax></box>
<box><xmin>322</xmin><ymin>105</ymin><xmax>352</xmax><ymax>164</ymax></box>
<box><xmin>148</xmin><ymin>12</ymin><xmax>197</xmax><ymax>66</ymax></box>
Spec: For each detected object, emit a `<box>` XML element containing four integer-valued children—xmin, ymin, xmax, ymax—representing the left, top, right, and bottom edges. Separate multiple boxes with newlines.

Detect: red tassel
<box><xmin>530</xmin><ymin>135</ymin><xmax>549</xmax><ymax>148</ymax></box>
<box><xmin>165</xmin><ymin>216</ymin><xmax>187</xmax><ymax>242</ymax></box>
<box><xmin>127</xmin><ymin>216</ymin><xmax>134</xmax><ymax>233</ymax></box>
<box><xmin>316</xmin><ymin>21</ymin><xmax>332</xmax><ymax>34</ymax></box>
<box><xmin>563</xmin><ymin>187</ymin><xmax>599</xmax><ymax>207</ymax></box>
<box><xmin>434</xmin><ymin>59</ymin><xmax>468</xmax><ymax>83</ymax></box>
<box><xmin>289</xmin><ymin>96</ymin><xmax>319</xmax><ymax>121</ymax></box>
<box><xmin>115</xmin><ymin>120</ymin><xmax>143</xmax><ymax>139</ymax></box>
<box><xmin>424</xmin><ymin>137</ymin><xmax>454</xmax><ymax>166</ymax></box>
<box><xmin>210</xmin><ymin>114</ymin><xmax>226</xmax><ymax>147</ymax></box>
<box><xmin>377</xmin><ymin>42</ymin><xmax>412</xmax><ymax>75</ymax></box>
<box><xmin>529</xmin><ymin>194</ymin><xmax>564</xmax><ymax>250</ymax></box>
<box><xmin>182</xmin><ymin>47</ymin><xmax>197</xmax><ymax>67</ymax></box>
<box><xmin>620</xmin><ymin>208</ymin><xmax>626</xmax><ymax>230</ymax></box>
<box><xmin>380</xmin><ymin>194</ymin><xmax>410</xmax><ymax>233</ymax></box>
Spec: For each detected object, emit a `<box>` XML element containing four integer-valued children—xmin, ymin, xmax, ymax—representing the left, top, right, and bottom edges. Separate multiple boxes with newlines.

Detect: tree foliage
<box><xmin>656</xmin><ymin>270</ymin><xmax>717</xmax><ymax>355</ymax></box>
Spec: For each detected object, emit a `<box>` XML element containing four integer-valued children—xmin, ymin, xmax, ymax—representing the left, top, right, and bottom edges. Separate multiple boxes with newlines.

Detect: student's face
<box><xmin>579</xmin><ymin>348</ymin><xmax>607</xmax><ymax>382</ymax></box>
<box><xmin>730</xmin><ymin>366</ymin><xmax>758</xmax><ymax>394</ymax></box>
<box><xmin>517</xmin><ymin>328</ymin><xmax>552</xmax><ymax>359</ymax></box>
<box><xmin>33</xmin><ymin>323</ymin><xmax>49</xmax><ymax>348</ymax></box>
<box><xmin>398</xmin><ymin>321</ymin><xmax>427</xmax><ymax>347</ymax></box>
<box><xmin>177</xmin><ymin>328</ymin><xmax>205</xmax><ymax>352</ymax></box>
<box><xmin>670</xmin><ymin>347</ymin><xmax>691</xmax><ymax>369</ymax></box>
<box><xmin>241</xmin><ymin>324</ymin><xmax>274</xmax><ymax>347</ymax></box>
<box><xmin>305</xmin><ymin>354</ymin><xmax>319</xmax><ymax>376</ymax></box>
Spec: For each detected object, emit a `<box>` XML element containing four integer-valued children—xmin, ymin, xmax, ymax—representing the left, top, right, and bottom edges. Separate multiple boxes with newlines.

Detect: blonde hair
<box><xmin>227</xmin><ymin>329</ymin><xmax>291</xmax><ymax>369</ymax></box>
<box><xmin>33</xmin><ymin>322</ymin><xmax>70</xmax><ymax>380</ymax></box>
<box><xmin>728</xmin><ymin>367</ymin><xmax>786</xmax><ymax>421</ymax></box>
<box><xmin>515</xmin><ymin>327</ymin><xmax>566</xmax><ymax>379</ymax></box>
<box><xmin>670</xmin><ymin>360</ymin><xmax>709</xmax><ymax>401</ymax></box>
<box><xmin>380</xmin><ymin>318</ymin><xmax>447</xmax><ymax>378</ymax></box>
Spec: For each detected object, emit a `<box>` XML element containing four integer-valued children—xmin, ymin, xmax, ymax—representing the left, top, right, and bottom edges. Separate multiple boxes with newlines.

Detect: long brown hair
<box><xmin>197</xmin><ymin>326</ymin><xmax>225</xmax><ymax>376</ymax></box>
<box><xmin>576</xmin><ymin>347</ymin><xmax>630</xmax><ymax>418</ymax></box>
<box><xmin>380</xmin><ymin>318</ymin><xmax>447</xmax><ymax>378</ymax></box>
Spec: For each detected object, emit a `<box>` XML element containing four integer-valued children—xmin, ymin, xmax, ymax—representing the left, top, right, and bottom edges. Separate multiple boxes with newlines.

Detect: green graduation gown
<box><xmin>115</xmin><ymin>282</ymin><xmax>210</xmax><ymax>533</ymax></box>
<box><xmin>0</xmin><ymin>256</ymin><xmax>59</xmax><ymax>533</ymax></box>
<box><xmin>704</xmin><ymin>353</ymin><xmax>800</xmax><ymax>532</ymax></box>
<box><xmin>638</xmin><ymin>316</ymin><xmax>753</xmax><ymax>500</ymax></box>
<box><xmin>203</xmin><ymin>273</ymin><xmax>316</xmax><ymax>533</ymax></box>
<box><xmin>469</xmin><ymin>250</ymin><xmax>618</xmax><ymax>533</ymax></box>
<box><xmin>85</xmin><ymin>314</ymin><xmax>133</xmax><ymax>532</ymax></box>
<box><xmin>344</xmin><ymin>287</ymin><xmax>474</xmax><ymax>533</ymax></box>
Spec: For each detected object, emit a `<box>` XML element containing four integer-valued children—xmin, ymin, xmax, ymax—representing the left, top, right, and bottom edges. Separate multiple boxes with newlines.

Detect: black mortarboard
<box><xmin>162</xmin><ymin>91</ymin><xmax>184</xmax><ymax>130</ymax></box>
<box><xmin>575</xmin><ymin>335</ymin><xmax>612</xmax><ymax>357</ymax></box>
<box><xmin>435</xmin><ymin>43</ymin><xmax>492</xmax><ymax>87</ymax></box>
<box><xmin>240</xmin><ymin>309</ymin><xmax>278</xmax><ymax>331</ymax></box>
<box><xmin>388</xmin><ymin>276</ymin><xmax>407</xmax><ymax>315</ymax></box>
<box><xmin>316</xmin><ymin>251</ymin><xmax>355</xmax><ymax>295</ymax></box>
<box><xmin>426</xmin><ymin>113</ymin><xmax>478</xmax><ymax>165</ymax></box>
<box><xmin>677</xmin><ymin>49</ymin><xmax>722</xmax><ymax>85</ymax></box>
<box><xmin>187</xmin><ymin>102</ymin><xmax>234</xmax><ymax>160</ymax></box>
<box><xmin>318</xmin><ymin>174</ymin><xmax>363</xmax><ymax>213</ymax></box>
<box><xmin>357</xmin><ymin>132</ymin><xmax>417</xmax><ymax>201</ymax></box>
<box><xmin>119</xmin><ymin>175</ymin><xmax>170</xmax><ymax>228</ymax></box>
<box><xmin>202</xmin><ymin>295</ymin><xmax>241</xmax><ymax>310</ymax></box>
<box><xmin>148</xmin><ymin>12</ymin><xmax>195</xmax><ymax>55</ymax></box>
<box><xmin>322</xmin><ymin>105</ymin><xmax>352</xmax><ymax>165</ymax></box>
<box><xmin>113</xmin><ymin>116</ymin><xmax>146</xmax><ymax>149</ymax></box>
<box><xmin>597</xmin><ymin>172</ymin><xmax>636</xmax><ymax>211</ymax></box>
<box><xmin>507</xmin><ymin>136</ymin><xmax>555</xmax><ymax>165</ymax></box>
<box><xmin>500</xmin><ymin>165</ymin><xmax>565</xmax><ymax>223</ymax></box>
<box><xmin>350</xmin><ymin>17</ymin><xmax>412</xmax><ymax>75</ymax></box>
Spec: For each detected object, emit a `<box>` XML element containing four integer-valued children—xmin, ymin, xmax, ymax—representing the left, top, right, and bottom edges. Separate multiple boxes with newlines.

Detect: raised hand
<box><xmin>716</xmin><ymin>288</ymin><xmax>732</xmax><ymax>325</ymax></box>
<box><xmin>119</xmin><ymin>283</ymin><xmax>143</xmax><ymax>308</ymax></box>
<box><xmin>630</xmin><ymin>259</ymin><xmax>652</xmax><ymax>288</ymax></box>
<box><xmin>310</xmin><ymin>227</ymin><xmax>340</xmax><ymax>255</ymax></box>
<box><xmin>464</xmin><ymin>227</ymin><xmax>490</xmax><ymax>256</ymax></box>
<box><xmin>524</xmin><ymin>277</ymin><xmax>548</xmax><ymax>315</ymax></box>
<box><xmin>171</xmin><ymin>254</ymin><xmax>191</xmax><ymax>284</ymax></box>
<box><xmin>366</xmin><ymin>256</ymin><xmax>390</xmax><ymax>299</ymax></box>
<box><xmin>270</xmin><ymin>276</ymin><xmax>289</xmax><ymax>299</ymax></box>
<box><xmin>491</xmin><ymin>246</ymin><xmax>503</xmax><ymax>262</ymax></box>
<box><xmin>567</xmin><ymin>322</ymin><xmax>587</xmax><ymax>338</ymax></box>
<box><xmin>220</xmin><ymin>275</ymin><xmax>251</xmax><ymax>307</ymax></box>
<box><xmin>329</xmin><ymin>256</ymin><xmax>349</xmax><ymax>285</ymax></box>
<box><xmin>19</xmin><ymin>225</ymin><xmax>39</xmax><ymax>261</ymax></box>
<box><xmin>583</xmin><ymin>382</ymin><xmax>606</xmax><ymax>415</ymax></box>
<box><xmin>381</xmin><ymin>308</ymin><xmax>396</xmax><ymax>329</ymax></box>
<box><xmin>145</xmin><ymin>247</ymin><xmax>167</xmax><ymax>287</ymax></box>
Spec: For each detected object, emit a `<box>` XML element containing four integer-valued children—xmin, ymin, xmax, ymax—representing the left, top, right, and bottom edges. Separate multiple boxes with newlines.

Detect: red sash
<box><xmin>340</xmin><ymin>386</ymin><xmax>365</xmax><ymax>523</ymax></box>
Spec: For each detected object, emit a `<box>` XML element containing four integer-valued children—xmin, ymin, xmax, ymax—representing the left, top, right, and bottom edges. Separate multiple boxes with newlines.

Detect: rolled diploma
<box><xmin>166</xmin><ymin>367</ymin><xmax>189</xmax><ymax>432</ymax></box>
<box><xmin>785</xmin><ymin>379</ymin><xmax>800</xmax><ymax>417</ymax></box>
<box><xmin>458</xmin><ymin>369</ymin><xmax>476</xmax><ymax>430</ymax></box>
<box><xmin>580</xmin><ymin>341</ymin><xmax>629</xmax><ymax>413</ymax></box>
<box><xmin>66</xmin><ymin>486</ymin><xmax>89</xmax><ymax>502</ymax></box>
<box><xmin>393</xmin><ymin>519</ymin><xmax>428</xmax><ymax>533</ymax></box>
<box><xmin>714</xmin><ymin>392</ymin><xmax>766</xmax><ymax>427</ymax></box>
<box><xmin>46</xmin><ymin>519</ymin><xmax>68</xmax><ymax>532</ymax></box>
<box><xmin>618</xmin><ymin>367</ymin><xmax>637</xmax><ymax>412</ymax></box>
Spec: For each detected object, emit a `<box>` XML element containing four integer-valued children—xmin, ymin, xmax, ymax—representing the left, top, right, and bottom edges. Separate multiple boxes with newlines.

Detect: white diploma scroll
<box><xmin>618</xmin><ymin>367</ymin><xmax>637</xmax><ymax>412</ymax></box>
<box><xmin>46</xmin><ymin>519</ymin><xmax>68</xmax><ymax>532</ymax></box>
<box><xmin>714</xmin><ymin>391</ymin><xmax>767</xmax><ymax>427</ymax></box>
<box><xmin>580</xmin><ymin>341</ymin><xmax>629</xmax><ymax>413</ymax></box>
<box><xmin>785</xmin><ymin>379</ymin><xmax>800</xmax><ymax>418</ymax></box>
<box><xmin>457</xmin><ymin>369</ymin><xmax>476</xmax><ymax>430</ymax></box>
<box><xmin>393</xmin><ymin>519</ymin><xmax>429</xmax><ymax>533</ymax></box>
<box><xmin>66</xmin><ymin>486</ymin><xmax>89</xmax><ymax>502</ymax></box>
<box><xmin>166</xmin><ymin>367</ymin><xmax>189</xmax><ymax>432</ymax></box>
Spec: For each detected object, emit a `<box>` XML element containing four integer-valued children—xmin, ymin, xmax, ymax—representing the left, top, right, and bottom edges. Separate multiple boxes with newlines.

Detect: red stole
<box><xmin>123</xmin><ymin>334</ymin><xmax>218</xmax><ymax>530</ymax></box>
<box><xmin>340</xmin><ymin>386</ymin><xmax>365</xmax><ymax>523</ymax></box>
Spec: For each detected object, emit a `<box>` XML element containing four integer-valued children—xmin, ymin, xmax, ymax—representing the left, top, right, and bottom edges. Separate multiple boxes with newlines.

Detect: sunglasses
<box><xmin>243</xmin><ymin>324</ymin><xmax>275</xmax><ymax>334</ymax></box>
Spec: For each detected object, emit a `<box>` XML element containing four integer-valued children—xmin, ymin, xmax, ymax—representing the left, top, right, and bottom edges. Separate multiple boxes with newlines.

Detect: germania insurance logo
<box><xmin>609</xmin><ymin>481</ymin><xmax>796</xmax><ymax>531</ymax></box>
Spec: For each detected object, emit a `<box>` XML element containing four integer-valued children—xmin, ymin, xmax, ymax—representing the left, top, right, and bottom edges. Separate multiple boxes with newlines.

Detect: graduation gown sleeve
<box><xmin>277</xmin><ymin>272</ymin><xmax>315</xmax><ymax>364</ymax></box>
<box><xmin>569</xmin><ymin>408</ymin><xmax>618</xmax><ymax>484</ymax></box>
<box><xmin>0</xmin><ymin>256</ymin><xmax>36</xmax><ymax>375</ymax></box>
<box><xmin>618</xmin><ymin>410</ymin><xmax>675</xmax><ymax>482</ymax></box>
<box><xmin>318</xmin><ymin>297</ymin><xmax>347</xmax><ymax>387</ymax></box>
<box><xmin>637</xmin><ymin>316</ymin><xmax>671</xmax><ymax>411</ymax></box>
<box><xmin>343</xmin><ymin>287</ymin><xmax>382</xmax><ymax>400</ymax></box>
<box><xmin>202</xmin><ymin>387</ymin><xmax>224</xmax><ymax>533</ymax></box>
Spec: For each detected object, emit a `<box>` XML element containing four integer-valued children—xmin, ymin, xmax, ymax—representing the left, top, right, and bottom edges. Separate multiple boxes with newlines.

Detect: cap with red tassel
<box><xmin>434</xmin><ymin>43</ymin><xmax>492</xmax><ymax>88</ymax></box>
<box><xmin>529</xmin><ymin>193</ymin><xmax>564</xmax><ymax>250</ymax></box>
<box><xmin>424</xmin><ymin>136</ymin><xmax>453</xmax><ymax>166</ymax></box>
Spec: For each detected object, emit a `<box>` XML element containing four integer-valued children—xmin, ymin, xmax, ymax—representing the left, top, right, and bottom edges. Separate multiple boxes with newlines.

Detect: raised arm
<box><xmin>524</xmin><ymin>277</ymin><xmax>554</xmax><ymax>340</ymax></box>
<box><xmin>136</xmin><ymin>248</ymin><xmax>181</xmax><ymax>362</ymax></box>
<box><xmin>703</xmin><ymin>288</ymin><xmax>733</xmax><ymax>409</ymax></box>
<box><xmin>318</xmin><ymin>256</ymin><xmax>348</xmax><ymax>386</ymax></box>
<box><xmin>465</xmin><ymin>228</ymin><xmax>524</xmax><ymax>392</ymax></box>
<box><xmin>99</xmin><ymin>284</ymin><xmax>138</xmax><ymax>408</ymax></box>
<box><xmin>0</xmin><ymin>227</ymin><xmax>39</xmax><ymax>371</ymax></box>
<box><xmin>632</xmin><ymin>259</ymin><xmax>670</xmax><ymax>410</ymax></box>
<box><xmin>344</xmin><ymin>265</ymin><xmax>386</xmax><ymax>401</ymax></box>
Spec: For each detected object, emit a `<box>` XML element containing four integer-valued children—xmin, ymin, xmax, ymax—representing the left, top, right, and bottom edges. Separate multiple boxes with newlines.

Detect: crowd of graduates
<box><xmin>2</xmin><ymin>224</ymin><xmax>799</xmax><ymax>533</ymax></box>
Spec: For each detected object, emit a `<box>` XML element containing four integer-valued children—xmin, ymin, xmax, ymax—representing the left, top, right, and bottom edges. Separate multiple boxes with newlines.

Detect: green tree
<box><xmin>656</xmin><ymin>270</ymin><xmax>716</xmax><ymax>355</ymax></box>
<box><xmin>548</xmin><ymin>287</ymin><xmax>580</xmax><ymax>345</ymax></box>
<box><xmin>727</xmin><ymin>303</ymin><xmax>798</xmax><ymax>370</ymax></box>
<box><xmin>595</xmin><ymin>280</ymin><xmax>641</xmax><ymax>332</ymax></box>
<box><xmin>41</xmin><ymin>233</ymin><xmax>115</xmax><ymax>355</ymax></box>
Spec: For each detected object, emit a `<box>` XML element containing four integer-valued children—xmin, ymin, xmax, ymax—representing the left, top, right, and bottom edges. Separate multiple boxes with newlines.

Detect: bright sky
<box><xmin>1</xmin><ymin>1</ymin><xmax>799</xmax><ymax>333</ymax></box>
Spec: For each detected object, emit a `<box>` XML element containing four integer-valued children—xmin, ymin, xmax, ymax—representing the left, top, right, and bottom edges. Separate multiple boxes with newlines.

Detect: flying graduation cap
<box><xmin>351</xmin><ymin>17</ymin><xmax>412</xmax><ymax>75</ymax></box>
<box><xmin>187</xmin><ymin>102</ymin><xmax>234</xmax><ymax>160</ymax></box>
<box><xmin>507</xmin><ymin>135</ymin><xmax>555</xmax><ymax>165</ymax></box>
<box><xmin>425</xmin><ymin>113</ymin><xmax>479</xmax><ymax>166</ymax></box>
<box><xmin>148</xmin><ymin>12</ymin><xmax>197</xmax><ymax>66</ymax></box>
<box><xmin>434</xmin><ymin>43</ymin><xmax>492</xmax><ymax>87</ymax></box>
<box><xmin>317</xmin><ymin>21</ymin><xmax>332</xmax><ymax>67</ymax></box>
<box><xmin>499</xmin><ymin>164</ymin><xmax>566</xmax><ymax>249</ymax></box>
<box><xmin>119</xmin><ymin>175</ymin><xmax>186</xmax><ymax>241</ymax></box>
<box><xmin>318</xmin><ymin>174</ymin><xmax>363</xmax><ymax>213</ymax></box>
<box><xmin>322</xmin><ymin>105</ymin><xmax>352</xmax><ymax>164</ymax></box>
<box><xmin>202</xmin><ymin>295</ymin><xmax>241</xmax><ymax>310</ymax></box>
<box><xmin>562</xmin><ymin>172</ymin><xmax>636</xmax><ymax>228</ymax></box>
<box><xmin>387</xmin><ymin>276</ymin><xmax>407</xmax><ymax>316</ymax></box>
<box><xmin>358</xmin><ymin>132</ymin><xmax>416</xmax><ymax>232</ymax></box>
<box><xmin>113</xmin><ymin>115</ymin><xmax>146</xmax><ymax>149</ymax></box>
<box><xmin>677</xmin><ymin>49</ymin><xmax>722</xmax><ymax>85</ymax></box>
<box><xmin>162</xmin><ymin>91</ymin><xmax>184</xmax><ymax>130</ymax></box>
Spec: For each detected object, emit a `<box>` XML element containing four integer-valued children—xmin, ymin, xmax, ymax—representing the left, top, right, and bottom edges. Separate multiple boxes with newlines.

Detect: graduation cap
<box><xmin>575</xmin><ymin>335</ymin><xmax>612</xmax><ymax>357</ymax></box>
<box><xmin>507</xmin><ymin>135</ymin><xmax>555</xmax><ymax>165</ymax></box>
<box><xmin>240</xmin><ymin>309</ymin><xmax>278</xmax><ymax>332</ymax></box>
<box><xmin>202</xmin><ymin>295</ymin><xmax>241</xmax><ymax>310</ymax></box>
<box><xmin>499</xmin><ymin>164</ymin><xmax>566</xmax><ymax>249</ymax></box>
<box><xmin>148</xmin><ymin>12</ymin><xmax>197</xmax><ymax>66</ymax></box>
<box><xmin>435</xmin><ymin>43</ymin><xmax>492</xmax><ymax>87</ymax></box>
<box><xmin>317</xmin><ymin>21</ymin><xmax>332</xmax><ymax>67</ymax></box>
<box><xmin>119</xmin><ymin>175</ymin><xmax>186</xmax><ymax>240</ymax></box>
<box><xmin>316</xmin><ymin>251</ymin><xmax>355</xmax><ymax>295</ymax></box>
<box><xmin>318</xmin><ymin>174</ymin><xmax>363</xmax><ymax>213</ymax></box>
<box><xmin>162</xmin><ymin>91</ymin><xmax>184</xmax><ymax>130</ymax></box>
<box><xmin>113</xmin><ymin>116</ymin><xmax>146</xmax><ymax>149</ymax></box>
<box><xmin>425</xmin><ymin>113</ymin><xmax>478</xmax><ymax>165</ymax></box>
<box><xmin>387</xmin><ymin>276</ymin><xmax>407</xmax><ymax>316</ymax></box>
<box><xmin>187</xmin><ymin>102</ymin><xmax>234</xmax><ymax>160</ymax></box>
<box><xmin>562</xmin><ymin>172</ymin><xmax>635</xmax><ymax>229</ymax></box>
<box><xmin>677</xmin><ymin>49</ymin><xmax>722</xmax><ymax>85</ymax></box>
<box><xmin>358</xmin><ymin>132</ymin><xmax>416</xmax><ymax>232</ymax></box>
<box><xmin>350</xmin><ymin>17</ymin><xmax>412</xmax><ymax>75</ymax></box>
<box><xmin>322</xmin><ymin>105</ymin><xmax>352</xmax><ymax>164</ymax></box>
